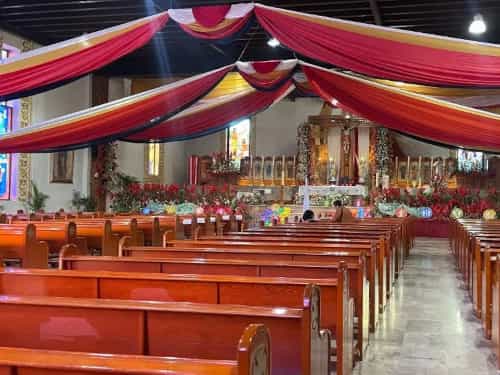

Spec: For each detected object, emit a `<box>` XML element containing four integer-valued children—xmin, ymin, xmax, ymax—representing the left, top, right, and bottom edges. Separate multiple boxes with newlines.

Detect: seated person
<box><xmin>302</xmin><ymin>209</ymin><xmax>316</xmax><ymax>222</ymax></box>
<box><xmin>333</xmin><ymin>200</ymin><xmax>356</xmax><ymax>223</ymax></box>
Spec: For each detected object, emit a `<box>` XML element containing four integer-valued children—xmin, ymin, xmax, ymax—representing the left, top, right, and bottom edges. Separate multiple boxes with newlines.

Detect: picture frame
<box><xmin>50</xmin><ymin>151</ymin><xmax>75</xmax><ymax>183</ymax></box>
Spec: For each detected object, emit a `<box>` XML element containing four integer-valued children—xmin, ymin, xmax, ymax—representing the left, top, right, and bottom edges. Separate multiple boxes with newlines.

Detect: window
<box><xmin>147</xmin><ymin>143</ymin><xmax>160</xmax><ymax>176</ymax></box>
<box><xmin>226</xmin><ymin>118</ymin><xmax>250</xmax><ymax>168</ymax></box>
<box><xmin>0</xmin><ymin>105</ymin><xmax>12</xmax><ymax>200</ymax></box>
<box><xmin>0</xmin><ymin>49</ymin><xmax>11</xmax><ymax>200</ymax></box>
<box><xmin>458</xmin><ymin>149</ymin><xmax>485</xmax><ymax>173</ymax></box>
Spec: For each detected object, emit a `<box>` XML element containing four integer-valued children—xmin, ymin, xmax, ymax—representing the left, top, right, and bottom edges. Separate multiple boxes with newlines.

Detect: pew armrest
<box><xmin>58</xmin><ymin>244</ymin><xmax>85</xmax><ymax>270</ymax></box>
<box><xmin>237</xmin><ymin>324</ymin><xmax>271</xmax><ymax>375</ymax></box>
<box><xmin>162</xmin><ymin>230</ymin><xmax>174</xmax><ymax>247</ymax></box>
<box><xmin>118</xmin><ymin>236</ymin><xmax>132</xmax><ymax>257</ymax></box>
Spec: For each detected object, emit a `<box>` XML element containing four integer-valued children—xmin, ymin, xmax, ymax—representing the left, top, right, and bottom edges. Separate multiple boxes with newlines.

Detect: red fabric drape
<box><xmin>0</xmin><ymin>13</ymin><xmax>169</xmax><ymax>101</ymax></box>
<box><xmin>0</xmin><ymin>66</ymin><xmax>232</xmax><ymax>153</ymax></box>
<box><xmin>192</xmin><ymin>5</ymin><xmax>231</xmax><ymax>27</ymax></box>
<box><xmin>170</xmin><ymin>4</ymin><xmax>253</xmax><ymax>40</ymax></box>
<box><xmin>256</xmin><ymin>4</ymin><xmax>500</xmax><ymax>87</ymax></box>
<box><xmin>302</xmin><ymin>63</ymin><xmax>500</xmax><ymax>151</ymax></box>
<box><xmin>236</xmin><ymin>60</ymin><xmax>297</xmax><ymax>90</ymax></box>
<box><xmin>127</xmin><ymin>82</ymin><xmax>294</xmax><ymax>142</ymax></box>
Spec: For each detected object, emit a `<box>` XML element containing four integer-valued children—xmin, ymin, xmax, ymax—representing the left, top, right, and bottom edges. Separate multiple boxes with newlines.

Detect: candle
<box><xmin>407</xmin><ymin>156</ymin><xmax>411</xmax><ymax>185</ymax></box>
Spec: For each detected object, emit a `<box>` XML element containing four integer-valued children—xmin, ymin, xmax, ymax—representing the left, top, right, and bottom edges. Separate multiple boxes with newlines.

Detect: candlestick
<box><xmin>407</xmin><ymin>156</ymin><xmax>410</xmax><ymax>186</ymax></box>
<box><xmin>281</xmin><ymin>155</ymin><xmax>285</xmax><ymax>186</ymax></box>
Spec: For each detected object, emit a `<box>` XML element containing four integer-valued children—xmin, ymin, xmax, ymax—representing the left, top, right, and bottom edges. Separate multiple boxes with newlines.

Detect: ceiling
<box><xmin>1</xmin><ymin>0</ymin><xmax>499</xmax><ymax>77</ymax></box>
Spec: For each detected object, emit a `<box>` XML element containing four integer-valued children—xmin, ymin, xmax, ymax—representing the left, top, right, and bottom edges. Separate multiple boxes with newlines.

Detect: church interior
<box><xmin>0</xmin><ymin>0</ymin><xmax>499</xmax><ymax>374</ymax></box>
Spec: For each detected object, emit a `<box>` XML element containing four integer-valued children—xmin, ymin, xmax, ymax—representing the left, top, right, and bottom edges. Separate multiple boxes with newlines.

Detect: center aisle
<box><xmin>353</xmin><ymin>238</ymin><xmax>497</xmax><ymax>375</ymax></box>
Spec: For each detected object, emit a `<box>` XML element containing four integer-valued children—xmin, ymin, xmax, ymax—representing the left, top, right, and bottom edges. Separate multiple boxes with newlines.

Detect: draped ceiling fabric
<box><xmin>128</xmin><ymin>81</ymin><xmax>294</xmax><ymax>142</ymax></box>
<box><xmin>254</xmin><ymin>4</ymin><xmax>500</xmax><ymax>87</ymax></box>
<box><xmin>168</xmin><ymin>4</ymin><xmax>254</xmax><ymax>40</ymax></box>
<box><xmin>0</xmin><ymin>12</ymin><xmax>169</xmax><ymax>101</ymax></box>
<box><xmin>236</xmin><ymin>59</ymin><xmax>297</xmax><ymax>90</ymax></box>
<box><xmin>0</xmin><ymin>66</ymin><xmax>232</xmax><ymax>153</ymax></box>
<box><xmin>301</xmin><ymin>63</ymin><xmax>500</xmax><ymax>151</ymax></box>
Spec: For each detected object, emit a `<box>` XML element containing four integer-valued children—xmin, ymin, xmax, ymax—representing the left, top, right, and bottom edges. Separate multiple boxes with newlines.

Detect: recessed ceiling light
<box><xmin>267</xmin><ymin>38</ymin><xmax>280</xmax><ymax>48</ymax></box>
<box><xmin>469</xmin><ymin>14</ymin><xmax>486</xmax><ymax>35</ymax></box>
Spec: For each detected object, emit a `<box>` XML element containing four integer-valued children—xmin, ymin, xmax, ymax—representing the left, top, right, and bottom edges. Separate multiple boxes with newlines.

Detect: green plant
<box><xmin>71</xmin><ymin>191</ymin><xmax>97</xmax><ymax>212</ymax></box>
<box><xmin>25</xmin><ymin>181</ymin><xmax>49</xmax><ymax>213</ymax></box>
<box><xmin>109</xmin><ymin>173</ymin><xmax>141</xmax><ymax>213</ymax></box>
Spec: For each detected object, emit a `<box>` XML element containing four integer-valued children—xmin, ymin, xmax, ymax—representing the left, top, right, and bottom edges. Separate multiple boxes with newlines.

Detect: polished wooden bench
<box><xmin>166</xmin><ymin>239</ymin><xmax>387</xmax><ymax>313</ymax></box>
<box><xmin>0</xmin><ymin>224</ymin><xmax>48</xmax><ymax>268</ymax></box>
<box><xmin>0</xmin><ymin>265</ymin><xmax>353</xmax><ymax>372</ymax></box>
<box><xmin>8</xmin><ymin>221</ymin><xmax>87</xmax><ymax>256</ymax></box>
<box><xmin>0</xmin><ymin>286</ymin><xmax>332</xmax><ymax>375</ymax></box>
<box><xmin>0</xmin><ymin>324</ymin><xmax>269</xmax><ymax>375</ymax></box>
<box><xmin>60</xmin><ymin>248</ymin><xmax>373</xmax><ymax>342</ymax></box>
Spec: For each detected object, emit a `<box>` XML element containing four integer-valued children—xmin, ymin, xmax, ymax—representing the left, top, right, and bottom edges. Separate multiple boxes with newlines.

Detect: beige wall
<box><xmin>2</xmin><ymin>30</ymin><xmax>92</xmax><ymax>212</ymax></box>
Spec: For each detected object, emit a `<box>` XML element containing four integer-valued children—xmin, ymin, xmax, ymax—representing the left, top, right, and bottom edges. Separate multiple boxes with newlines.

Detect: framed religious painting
<box><xmin>397</xmin><ymin>160</ymin><xmax>408</xmax><ymax>186</ymax></box>
<box><xmin>285</xmin><ymin>156</ymin><xmax>296</xmax><ymax>186</ymax></box>
<box><xmin>253</xmin><ymin>156</ymin><xmax>263</xmax><ymax>186</ymax></box>
<box><xmin>421</xmin><ymin>157</ymin><xmax>432</xmax><ymax>185</ymax></box>
<box><xmin>263</xmin><ymin>156</ymin><xmax>274</xmax><ymax>186</ymax></box>
<box><xmin>50</xmin><ymin>151</ymin><xmax>74</xmax><ymax>183</ymax></box>
<box><xmin>445</xmin><ymin>157</ymin><xmax>458</xmax><ymax>188</ymax></box>
<box><xmin>198</xmin><ymin>155</ymin><xmax>212</xmax><ymax>184</ymax></box>
<box><xmin>239</xmin><ymin>156</ymin><xmax>251</xmax><ymax>186</ymax></box>
<box><xmin>409</xmin><ymin>159</ymin><xmax>420</xmax><ymax>187</ymax></box>
<box><xmin>274</xmin><ymin>156</ymin><xmax>284</xmax><ymax>186</ymax></box>
<box><xmin>0</xmin><ymin>105</ymin><xmax>12</xmax><ymax>200</ymax></box>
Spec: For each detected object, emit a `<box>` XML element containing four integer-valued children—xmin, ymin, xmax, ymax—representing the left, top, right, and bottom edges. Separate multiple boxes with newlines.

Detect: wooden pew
<box><xmin>0</xmin><ymin>286</ymin><xmax>332</xmax><ymax>375</ymax></box>
<box><xmin>0</xmin><ymin>224</ymin><xmax>48</xmax><ymax>268</ymax></box>
<box><xmin>72</xmin><ymin>219</ymin><xmax>119</xmax><ymax>255</ymax></box>
<box><xmin>113</xmin><ymin>240</ymin><xmax>378</xmax><ymax>338</ymax></box>
<box><xmin>0</xmin><ymin>266</ymin><xmax>354</xmax><ymax>372</ymax></box>
<box><xmin>60</xmin><ymin>247</ymin><xmax>373</xmax><ymax>343</ymax></box>
<box><xmin>8</xmin><ymin>221</ymin><xmax>87</xmax><ymax>256</ymax></box>
<box><xmin>0</xmin><ymin>324</ymin><xmax>269</xmax><ymax>375</ymax></box>
<box><xmin>166</xmin><ymin>239</ymin><xmax>387</xmax><ymax>314</ymax></box>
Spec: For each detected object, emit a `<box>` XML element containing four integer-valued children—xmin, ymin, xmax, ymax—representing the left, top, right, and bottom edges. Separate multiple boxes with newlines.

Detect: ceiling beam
<box><xmin>368</xmin><ymin>0</ymin><xmax>383</xmax><ymax>25</ymax></box>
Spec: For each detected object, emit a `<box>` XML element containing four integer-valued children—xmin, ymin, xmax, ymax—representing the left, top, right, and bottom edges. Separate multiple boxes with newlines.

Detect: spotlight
<box><xmin>267</xmin><ymin>38</ymin><xmax>280</xmax><ymax>48</ymax></box>
<box><xmin>469</xmin><ymin>14</ymin><xmax>486</xmax><ymax>35</ymax></box>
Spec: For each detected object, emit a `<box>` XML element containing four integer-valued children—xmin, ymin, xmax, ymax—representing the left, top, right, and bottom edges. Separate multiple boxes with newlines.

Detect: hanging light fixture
<box><xmin>267</xmin><ymin>38</ymin><xmax>280</xmax><ymax>48</ymax></box>
<box><xmin>469</xmin><ymin>14</ymin><xmax>486</xmax><ymax>35</ymax></box>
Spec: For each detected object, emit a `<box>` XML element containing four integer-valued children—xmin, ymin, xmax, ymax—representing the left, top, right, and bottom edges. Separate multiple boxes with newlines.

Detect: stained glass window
<box><xmin>227</xmin><ymin>118</ymin><xmax>250</xmax><ymax>168</ymax></box>
<box><xmin>457</xmin><ymin>149</ymin><xmax>485</xmax><ymax>173</ymax></box>
<box><xmin>0</xmin><ymin>105</ymin><xmax>12</xmax><ymax>200</ymax></box>
<box><xmin>147</xmin><ymin>143</ymin><xmax>160</xmax><ymax>176</ymax></box>
<box><xmin>0</xmin><ymin>49</ymin><xmax>11</xmax><ymax>200</ymax></box>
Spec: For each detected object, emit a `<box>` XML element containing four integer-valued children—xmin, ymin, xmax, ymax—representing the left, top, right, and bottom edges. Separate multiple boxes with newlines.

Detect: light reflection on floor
<box><xmin>353</xmin><ymin>238</ymin><xmax>498</xmax><ymax>375</ymax></box>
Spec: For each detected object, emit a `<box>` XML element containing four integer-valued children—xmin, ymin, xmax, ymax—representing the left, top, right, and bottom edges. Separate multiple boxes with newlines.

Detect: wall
<box><xmin>2</xmin><ymin>30</ymin><xmax>92</xmax><ymax>212</ymax></box>
<box><xmin>254</xmin><ymin>98</ymin><xmax>324</xmax><ymax>156</ymax></box>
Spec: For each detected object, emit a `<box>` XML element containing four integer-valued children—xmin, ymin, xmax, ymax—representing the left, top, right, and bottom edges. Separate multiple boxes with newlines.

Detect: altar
<box><xmin>297</xmin><ymin>185</ymin><xmax>367</xmax><ymax>197</ymax></box>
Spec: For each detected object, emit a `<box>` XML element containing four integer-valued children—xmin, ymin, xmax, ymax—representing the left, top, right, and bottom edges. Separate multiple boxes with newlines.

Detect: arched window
<box><xmin>144</xmin><ymin>142</ymin><xmax>164</xmax><ymax>183</ymax></box>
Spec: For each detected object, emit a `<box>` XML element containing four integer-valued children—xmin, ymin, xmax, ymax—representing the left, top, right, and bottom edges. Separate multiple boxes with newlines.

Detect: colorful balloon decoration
<box><xmin>483</xmin><ymin>209</ymin><xmax>497</xmax><ymax>220</ymax></box>
<box><xmin>418</xmin><ymin>207</ymin><xmax>433</xmax><ymax>219</ymax></box>
<box><xmin>165</xmin><ymin>205</ymin><xmax>177</xmax><ymax>215</ymax></box>
<box><xmin>195</xmin><ymin>206</ymin><xmax>205</xmax><ymax>216</ymax></box>
<box><xmin>395</xmin><ymin>206</ymin><xmax>409</xmax><ymax>218</ymax></box>
<box><xmin>450</xmin><ymin>207</ymin><xmax>464</xmax><ymax>219</ymax></box>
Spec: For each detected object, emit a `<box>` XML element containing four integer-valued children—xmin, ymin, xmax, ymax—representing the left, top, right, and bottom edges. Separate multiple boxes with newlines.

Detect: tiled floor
<box><xmin>353</xmin><ymin>238</ymin><xmax>499</xmax><ymax>375</ymax></box>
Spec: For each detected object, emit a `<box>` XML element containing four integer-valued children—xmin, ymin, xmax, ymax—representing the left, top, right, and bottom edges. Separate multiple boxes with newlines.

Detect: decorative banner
<box><xmin>0</xmin><ymin>65</ymin><xmax>232</xmax><ymax>153</ymax></box>
<box><xmin>255</xmin><ymin>4</ymin><xmax>500</xmax><ymax>87</ymax></box>
<box><xmin>127</xmin><ymin>80</ymin><xmax>294</xmax><ymax>142</ymax></box>
<box><xmin>168</xmin><ymin>3</ymin><xmax>253</xmax><ymax>40</ymax></box>
<box><xmin>301</xmin><ymin>62</ymin><xmax>500</xmax><ymax>152</ymax></box>
<box><xmin>0</xmin><ymin>12</ymin><xmax>169</xmax><ymax>101</ymax></box>
<box><xmin>236</xmin><ymin>59</ymin><xmax>297</xmax><ymax>90</ymax></box>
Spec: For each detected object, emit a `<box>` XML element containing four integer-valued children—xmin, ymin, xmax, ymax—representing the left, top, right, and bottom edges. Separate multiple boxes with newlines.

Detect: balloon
<box><xmin>483</xmin><ymin>209</ymin><xmax>497</xmax><ymax>220</ymax></box>
<box><xmin>165</xmin><ymin>205</ymin><xmax>176</xmax><ymax>215</ymax></box>
<box><xmin>196</xmin><ymin>207</ymin><xmax>205</xmax><ymax>216</ymax></box>
<box><xmin>395</xmin><ymin>206</ymin><xmax>408</xmax><ymax>218</ymax></box>
<box><xmin>419</xmin><ymin>207</ymin><xmax>433</xmax><ymax>219</ymax></box>
<box><xmin>450</xmin><ymin>207</ymin><xmax>464</xmax><ymax>219</ymax></box>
